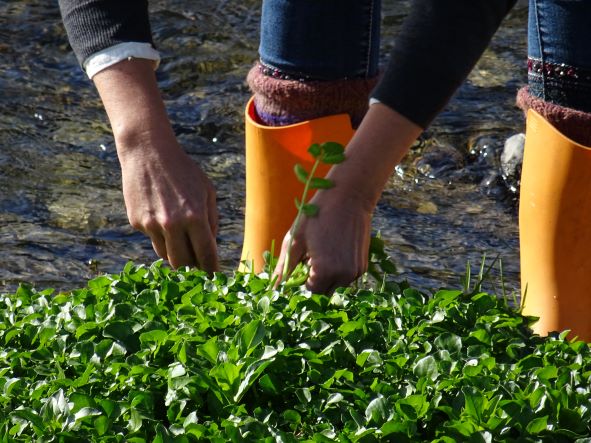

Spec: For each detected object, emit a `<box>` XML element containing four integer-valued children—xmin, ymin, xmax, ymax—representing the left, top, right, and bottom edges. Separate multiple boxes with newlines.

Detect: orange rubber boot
<box><xmin>240</xmin><ymin>97</ymin><xmax>354</xmax><ymax>272</ymax></box>
<box><xmin>520</xmin><ymin>109</ymin><xmax>591</xmax><ymax>340</ymax></box>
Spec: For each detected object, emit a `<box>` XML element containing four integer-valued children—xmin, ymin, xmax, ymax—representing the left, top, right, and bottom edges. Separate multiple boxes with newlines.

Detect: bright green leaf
<box><xmin>309</xmin><ymin>177</ymin><xmax>334</xmax><ymax>190</ymax></box>
<box><xmin>294</xmin><ymin>164</ymin><xmax>309</xmax><ymax>184</ymax></box>
<box><xmin>413</xmin><ymin>355</ymin><xmax>439</xmax><ymax>381</ymax></box>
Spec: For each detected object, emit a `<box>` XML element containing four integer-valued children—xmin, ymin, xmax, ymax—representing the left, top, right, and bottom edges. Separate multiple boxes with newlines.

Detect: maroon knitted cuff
<box><xmin>247</xmin><ymin>63</ymin><xmax>378</xmax><ymax>128</ymax></box>
<box><xmin>517</xmin><ymin>87</ymin><xmax>591</xmax><ymax>146</ymax></box>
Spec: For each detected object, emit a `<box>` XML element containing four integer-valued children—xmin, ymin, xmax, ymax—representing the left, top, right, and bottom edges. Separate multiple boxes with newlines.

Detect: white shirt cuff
<box><xmin>83</xmin><ymin>42</ymin><xmax>161</xmax><ymax>79</ymax></box>
<box><xmin>369</xmin><ymin>97</ymin><xmax>381</xmax><ymax>106</ymax></box>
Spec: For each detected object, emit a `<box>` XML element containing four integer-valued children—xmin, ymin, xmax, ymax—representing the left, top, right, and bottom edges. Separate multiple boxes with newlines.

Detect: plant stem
<box><xmin>282</xmin><ymin>157</ymin><xmax>321</xmax><ymax>282</ymax></box>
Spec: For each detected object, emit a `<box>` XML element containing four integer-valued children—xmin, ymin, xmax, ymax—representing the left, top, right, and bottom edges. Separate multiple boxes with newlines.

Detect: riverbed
<box><xmin>0</xmin><ymin>1</ymin><xmax>527</xmax><ymax>293</ymax></box>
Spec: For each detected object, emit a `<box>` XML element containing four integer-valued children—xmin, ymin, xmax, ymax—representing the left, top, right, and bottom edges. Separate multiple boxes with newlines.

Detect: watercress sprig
<box><xmin>281</xmin><ymin>141</ymin><xmax>346</xmax><ymax>282</ymax></box>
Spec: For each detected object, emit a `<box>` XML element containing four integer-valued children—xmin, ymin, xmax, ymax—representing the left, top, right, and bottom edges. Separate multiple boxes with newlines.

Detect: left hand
<box><xmin>272</xmin><ymin>102</ymin><xmax>424</xmax><ymax>294</ymax></box>
<box><xmin>273</xmin><ymin>186</ymin><xmax>373</xmax><ymax>294</ymax></box>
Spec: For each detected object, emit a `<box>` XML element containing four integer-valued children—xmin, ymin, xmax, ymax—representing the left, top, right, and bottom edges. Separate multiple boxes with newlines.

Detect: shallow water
<box><xmin>0</xmin><ymin>1</ymin><xmax>527</xmax><ymax>293</ymax></box>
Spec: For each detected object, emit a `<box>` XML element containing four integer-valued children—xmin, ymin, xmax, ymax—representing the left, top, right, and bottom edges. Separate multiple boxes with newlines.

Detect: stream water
<box><xmin>0</xmin><ymin>1</ymin><xmax>527</xmax><ymax>294</ymax></box>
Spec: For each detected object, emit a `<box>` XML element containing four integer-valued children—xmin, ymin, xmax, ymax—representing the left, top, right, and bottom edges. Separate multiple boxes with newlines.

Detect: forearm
<box><xmin>327</xmin><ymin>103</ymin><xmax>422</xmax><ymax>210</ymax></box>
<box><xmin>373</xmin><ymin>0</ymin><xmax>517</xmax><ymax>128</ymax></box>
<box><xmin>92</xmin><ymin>59</ymin><xmax>178</xmax><ymax>161</ymax></box>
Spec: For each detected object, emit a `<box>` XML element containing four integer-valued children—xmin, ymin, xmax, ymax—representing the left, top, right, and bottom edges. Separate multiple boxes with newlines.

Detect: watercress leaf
<box><xmin>283</xmin><ymin>410</ymin><xmax>301</xmax><ymax>424</ymax></box>
<box><xmin>139</xmin><ymin>329</ymin><xmax>168</xmax><ymax>346</ymax></box>
<box><xmin>320</xmin><ymin>142</ymin><xmax>345</xmax><ymax>162</ymax></box>
<box><xmin>237</xmin><ymin>319</ymin><xmax>266</xmax><ymax>356</ymax></box>
<box><xmin>321</xmin><ymin>152</ymin><xmax>346</xmax><ymax>164</ymax></box>
<box><xmin>381</xmin><ymin>420</ymin><xmax>412</xmax><ymax>437</ymax></box>
<box><xmin>10</xmin><ymin>408</ymin><xmax>44</xmax><ymax>429</ymax></box>
<box><xmin>308</xmin><ymin>143</ymin><xmax>322</xmax><ymax>158</ymax></box>
<box><xmin>462</xmin><ymin>386</ymin><xmax>484</xmax><ymax>422</ymax></box>
<box><xmin>536</xmin><ymin>365</ymin><xmax>558</xmax><ymax>382</ymax></box>
<box><xmin>128</xmin><ymin>408</ymin><xmax>142</xmax><ymax>433</ymax></box>
<box><xmin>296</xmin><ymin>388</ymin><xmax>312</xmax><ymax>404</ymax></box>
<box><xmin>398</xmin><ymin>394</ymin><xmax>429</xmax><ymax>419</ymax></box>
<box><xmin>526</xmin><ymin>416</ymin><xmax>549</xmax><ymax>434</ymax></box>
<box><xmin>103</xmin><ymin>321</ymin><xmax>140</xmax><ymax>353</ymax></box>
<box><xmin>211</xmin><ymin>362</ymin><xmax>240</xmax><ymax>390</ymax></box>
<box><xmin>259</xmin><ymin>374</ymin><xmax>279</xmax><ymax>394</ymax></box>
<box><xmin>88</xmin><ymin>276</ymin><xmax>112</xmax><ymax>290</ymax></box>
<box><xmin>301</xmin><ymin>203</ymin><xmax>319</xmax><ymax>217</ymax></box>
<box><xmin>74</xmin><ymin>407</ymin><xmax>102</xmax><ymax>422</ymax></box>
<box><xmin>234</xmin><ymin>359</ymin><xmax>273</xmax><ymax>402</ymax></box>
<box><xmin>197</xmin><ymin>337</ymin><xmax>219</xmax><ymax>365</ymax></box>
<box><xmin>169</xmin><ymin>363</ymin><xmax>186</xmax><ymax>379</ymax></box>
<box><xmin>379</xmin><ymin>258</ymin><xmax>398</xmax><ymax>275</ymax></box>
<box><xmin>178</xmin><ymin>341</ymin><xmax>187</xmax><ymax>365</ymax></box>
<box><xmin>309</xmin><ymin>177</ymin><xmax>334</xmax><ymax>190</ymax></box>
<box><xmin>325</xmin><ymin>393</ymin><xmax>344</xmax><ymax>408</ymax></box>
<box><xmin>94</xmin><ymin>415</ymin><xmax>109</xmax><ymax>436</ymax></box>
<box><xmin>434</xmin><ymin>333</ymin><xmax>463</xmax><ymax>354</ymax></box>
<box><xmin>294</xmin><ymin>164</ymin><xmax>309</xmax><ymax>184</ymax></box>
<box><xmin>413</xmin><ymin>355</ymin><xmax>439</xmax><ymax>381</ymax></box>
<box><xmin>365</xmin><ymin>396</ymin><xmax>388</xmax><ymax>424</ymax></box>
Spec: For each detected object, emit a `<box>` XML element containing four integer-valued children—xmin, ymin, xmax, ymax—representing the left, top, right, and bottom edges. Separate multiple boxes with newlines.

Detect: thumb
<box><xmin>273</xmin><ymin>229</ymin><xmax>306</xmax><ymax>286</ymax></box>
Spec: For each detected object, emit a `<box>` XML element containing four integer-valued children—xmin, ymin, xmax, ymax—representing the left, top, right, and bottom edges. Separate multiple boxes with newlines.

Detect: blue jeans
<box><xmin>528</xmin><ymin>0</ymin><xmax>591</xmax><ymax>112</ymax></box>
<box><xmin>259</xmin><ymin>0</ymin><xmax>381</xmax><ymax>80</ymax></box>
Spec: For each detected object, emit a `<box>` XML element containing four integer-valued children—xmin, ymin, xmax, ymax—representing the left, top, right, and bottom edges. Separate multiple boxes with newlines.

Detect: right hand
<box><xmin>118</xmin><ymin>137</ymin><xmax>219</xmax><ymax>272</ymax></box>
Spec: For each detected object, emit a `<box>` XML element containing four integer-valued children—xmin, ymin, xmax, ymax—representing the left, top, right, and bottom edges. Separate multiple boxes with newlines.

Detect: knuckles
<box><xmin>129</xmin><ymin>209</ymin><xmax>207</xmax><ymax>233</ymax></box>
<box><xmin>309</xmin><ymin>258</ymin><xmax>367</xmax><ymax>293</ymax></box>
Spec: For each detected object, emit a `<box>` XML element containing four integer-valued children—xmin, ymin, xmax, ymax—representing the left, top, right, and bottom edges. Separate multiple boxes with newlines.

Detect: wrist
<box><xmin>93</xmin><ymin>59</ymin><xmax>181</xmax><ymax>161</ymax></box>
<box><xmin>327</xmin><ymin>103</ymin><xmax>422</xmax><ymax>207</ymax></box>
<box><xmin>114</xmin><ymin>124</ymin><xmax>180</xmax><ymax>163</ymax></box>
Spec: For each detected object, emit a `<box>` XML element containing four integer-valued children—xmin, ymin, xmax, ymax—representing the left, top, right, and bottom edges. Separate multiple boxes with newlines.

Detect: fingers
<box><xmin>189</xmin><ymin>220</ymin><xmax>219</xmax><ymax>273</ymax></box>
<box><xmin>163</xmin><ymin>229</ymin><xmax>197</xmax><ymax>269</ymax></box>
<box><xmin>305</xmin><ymin>258</ymin><xmax>362</xmax><ymax>295</ymax></box>
<box><xmin>143</xmin><ymin>213</ymin><xmax>219</xmax><ymax>272</ymax></box>
<box><xmin>273</xmin><ymin>223</ymin><xmax>369</xmax><ymax>294</ymax></box>
<box><xmin>121</xmin><ymin>146</ymin><xmax>220</xmax><ymax>272</ymax></box>
<box><xmin>306</xmin><ymin>244</ymin><xmax>368</xmax><ymax>295</ymax></box>
<box><xmin>150</xmin><ymin>232</ymin><xmax>168</xmax><ymax>260</ymax></box>
<box><xmin>273</xmin><ymin>230</ymin><xmax>306</xmax><ymax>284</ymax></box>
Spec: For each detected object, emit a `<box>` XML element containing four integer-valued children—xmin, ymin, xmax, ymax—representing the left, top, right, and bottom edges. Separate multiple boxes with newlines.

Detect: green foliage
<box><xmin>1</xmin><ymin>261</ymin><xmax>591</xmax><ymax>441</ymax></box>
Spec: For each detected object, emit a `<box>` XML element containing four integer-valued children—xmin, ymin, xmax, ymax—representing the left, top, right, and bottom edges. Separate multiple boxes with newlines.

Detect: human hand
<box><xmin>273</xmin><ymin>187</ymin><xmax>372</xmax><ymax>294</ymax></box>
<box><xmin>272</xmin><ymin>102</ymin><xmax>423</xmax><ymax>293</ymax></box>
<box><xmin>118</xmin><ymin>138</ymin><xmax>219</xmax><ymax>271</ymax></box>
<box><xmin>92</xmin><ymin>59</ymin><xmax>219</xmax><ymax>271</ymax></box>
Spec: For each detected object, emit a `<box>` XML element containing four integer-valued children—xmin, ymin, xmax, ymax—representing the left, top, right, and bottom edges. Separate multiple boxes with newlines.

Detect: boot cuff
<box><xmin>517</xmin><ymin>87</ymin><xmax>591</xmax><ymax>146</ymax></box>
<box><xmin>247</xmin><ymin>62</ymin><xmax>378</xmax><ymax>128</ymax></box>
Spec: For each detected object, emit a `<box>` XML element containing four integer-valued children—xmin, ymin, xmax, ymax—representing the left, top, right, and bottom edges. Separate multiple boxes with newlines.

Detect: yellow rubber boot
<box><xmin>520</xmin><ymin>109</ymin><xmax>591</xmax><ymax>341</ymax></box>
<box><xmin>240</xmin><ymin>97</ymin><xmax>354</xmax><ymax>272</ymax></box>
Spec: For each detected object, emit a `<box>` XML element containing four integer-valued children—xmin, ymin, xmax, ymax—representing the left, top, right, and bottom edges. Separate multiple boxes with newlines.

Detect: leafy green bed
<box><xmin>1</xmin><ymin>262</ymin><xmax>591</xmax><ymax>442</ymax></box>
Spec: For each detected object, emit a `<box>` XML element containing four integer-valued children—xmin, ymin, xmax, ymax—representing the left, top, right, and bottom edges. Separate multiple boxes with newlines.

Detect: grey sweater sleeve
<box><xmin>372</xmin><ymin>0</ymin><xmax>517</xmax><ymax>129</ymax></box>
<box><xmin>58</xmin><ymin>0</ymin><xmax>154</xmax><ymax>66</ymax></box>
<box><xmin>59</xmin><ymin>0</ymin><xmax>515</xmax><ymax>129</ymax></box>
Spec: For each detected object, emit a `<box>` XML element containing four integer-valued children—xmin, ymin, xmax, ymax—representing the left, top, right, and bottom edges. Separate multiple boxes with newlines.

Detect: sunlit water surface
<box><xmin>0</xmin><ymin>1</ymin><xmax>527</xmax><ymax>293</ymax></box>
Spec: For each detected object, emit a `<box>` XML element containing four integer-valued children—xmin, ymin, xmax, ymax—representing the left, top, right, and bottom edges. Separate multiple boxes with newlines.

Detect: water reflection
<box><xmin>0</xmin><ymin>1</ymin><xmax>526</xmax><ymax>293</ymax></box>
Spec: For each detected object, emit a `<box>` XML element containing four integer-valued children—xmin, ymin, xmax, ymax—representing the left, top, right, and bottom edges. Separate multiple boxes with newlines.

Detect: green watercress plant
<box><xmin>2</xmin><ymin>261</ymin><xmax>591</xmax><ymax>442</ymax></box>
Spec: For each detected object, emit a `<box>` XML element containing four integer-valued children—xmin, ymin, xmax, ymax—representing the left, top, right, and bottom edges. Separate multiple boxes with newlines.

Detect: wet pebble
<box><xmin>469</xmin><ymin>135</ymin><xmax>502</xmax><ymax>168</ymax></box>
<box><xmin>413</xmin><ymin>143</ymin><xmax>464</xmax><ymax>179</ymax></box>
<box><xmin>416</xmin><ymin>201</ymin><xmax>438</xmax><ymax>215</ymax></box>
<box><xmin>501</xmin><ymin>133</ymin><xmax>525</xmax><ymax>193</ymax></box>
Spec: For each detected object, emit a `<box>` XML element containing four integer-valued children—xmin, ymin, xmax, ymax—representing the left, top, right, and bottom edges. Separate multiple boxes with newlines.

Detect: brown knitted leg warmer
<box><xmin>517</xmin><ymin>87</ymin><xmax>591</xmax><ymax>146</ymax></box>
<box><xmin>247</xmin><ymin>62</ymin><xmax>378</xmax><ymax>128</ymax></box>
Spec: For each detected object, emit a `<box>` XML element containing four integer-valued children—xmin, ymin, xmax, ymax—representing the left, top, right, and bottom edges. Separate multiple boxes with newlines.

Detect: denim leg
<box><xmin>259</xmin><ymin>0</ymin><xmax>381</xmax><ymax>80</ymax></box>
<box><xmin>528</xmin><ymin>0</ymin><xmax>591</xmax><ymax>112</ymax></box>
